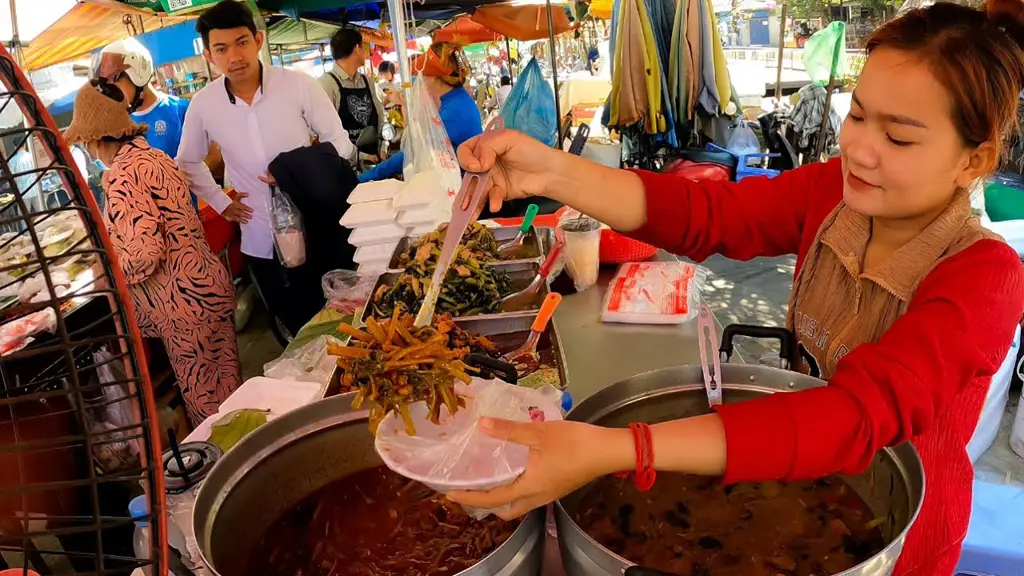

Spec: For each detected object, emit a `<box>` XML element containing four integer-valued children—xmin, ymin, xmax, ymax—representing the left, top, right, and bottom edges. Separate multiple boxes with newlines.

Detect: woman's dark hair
<box><xmin>196</xmin><ymin>0</ymin><xmax>258</xmax><ymax>50</ymax></box>
<box><xmin>866</xmin><ymin>0</ymin><xmax>1024</xmax><ymax>166</ymax></box>
<box><xmin>500</xmin><ymin>75</ymin><xmax>512</xmax><ymax>86</ymax></box>
<box><xmin>378</xmin><ymin>61</ymin><xmax>395</xmax><ymax>75</ymax></box>
<box><xmin>330</xmin><ymin>28</ymin><xmax>363</xmax><ymax>61</ymax></box>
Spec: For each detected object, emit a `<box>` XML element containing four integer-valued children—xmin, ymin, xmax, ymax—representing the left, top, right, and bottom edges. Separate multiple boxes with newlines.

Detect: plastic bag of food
<box><xmin>269</xmin><ymin>186</ymin><xmax>306</xmax><ymax>268</ymax></box>
<box><xmin>500</xmin><ymin>58</ymin><xmax>558</xmax><ymax>147</ymax></box>
<box><xmin>321</xmin><ymin>269</ymin><xmax>376</xmax><ymax>315</ymax></box>
<box><xmin>402</xmin><ymin>77</ymin><xmax>462</xmax><ymax>198</ymax></box>
<box><xmin>601</xmin><ymin>261</ymin><xmax>709</xmax><ymax>324</ymax></box>
<box><xmin>0</xmin><ymin>307</ymin><xmax>57</xmax><ymax>355</ymax></box>
<box><xmin>375</xmin><ymin>379</ymin><xmax>563</xmax><ymax>519</ymax></box>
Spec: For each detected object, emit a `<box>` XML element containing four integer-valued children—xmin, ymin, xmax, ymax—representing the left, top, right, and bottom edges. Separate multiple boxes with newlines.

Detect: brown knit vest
<box><xmin>787</xmin><ymin>191</ymin><xmax>999</xmax><ymax>378</ymax></box>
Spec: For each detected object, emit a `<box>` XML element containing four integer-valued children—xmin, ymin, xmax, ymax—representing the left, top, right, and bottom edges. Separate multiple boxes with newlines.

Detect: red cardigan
<box><xmin>628</xmin><ymin>159</ymin><xmax>1024</xmax><ymax>575</ymax></box>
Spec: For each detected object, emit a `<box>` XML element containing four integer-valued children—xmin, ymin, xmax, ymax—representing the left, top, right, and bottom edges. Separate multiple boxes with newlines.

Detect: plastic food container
<box><xmin>348</xmin><ymin>179</ymin><xmax>403</xmax><ymax>204</ymax></box>
<box><xmin>339</xmin><ymin>199</ymin><xmax>399</xmax><ymax>229</ymax></box>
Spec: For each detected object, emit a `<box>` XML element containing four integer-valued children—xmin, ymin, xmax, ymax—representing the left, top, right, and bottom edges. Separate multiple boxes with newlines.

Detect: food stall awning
<box><xmin>432</xmin><ymin>15</ymin><xmax>502</xmax><ymax>44</ymax></box>
<box><xmin>470</xmin><ymin>0</ymin><xmax>574</xmax><ymax>42</ymax></box>
<box><xmin>23</xmin><ymin>2</ymin><xmax>190</xmax><ymax>71</ymax></box>
<box><xmin>267</xmin><ymin>18</ymin><xmax>340</xmax><ymax>46</ymax></box>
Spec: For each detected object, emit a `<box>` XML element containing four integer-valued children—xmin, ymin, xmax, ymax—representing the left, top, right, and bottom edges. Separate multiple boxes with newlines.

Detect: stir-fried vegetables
<box><xmin>330</xmin><ymin>311</ymin><xmax>499</xmax><ymax>435</ymax></box>
<box><xmin>372</xmin><ymin>223</ymin><xmax>513</xmax><ymax>319</ymax></box>
<box><xmin>396</xmin><ymin>222</ymin><xmax>502</xmax><ymax>268</ymax></box>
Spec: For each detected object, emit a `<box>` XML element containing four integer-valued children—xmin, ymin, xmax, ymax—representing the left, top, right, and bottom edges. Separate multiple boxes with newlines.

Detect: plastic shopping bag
<box><xmin>402</xmin><ymin>77</ymin><xmax>462</xmax><ymax>198</ymax></box>
<box><xmin>72</xmin><ymin>346</ymin><xmax>141</xmax><ymax>473</ymax></box>
<box><xmin>500</xmin><ymin>58</ymin><xmax>558</xmax><ymax>147</ymax></box>
<box><xmin>269</xmin><ymin>186</ymin><xmax>306</xmax><ymax>268</ymax></box>
<box><xmin>375</xmin><ymin>379</ymin><xmax>564</xmax><ymax>519</ymax></box>
<box><xmin>601</xmin><ymin>261</ymin><xmax>709</xmax><ymax>324</ymax></box>
<box><xmin>803</xmin><ymin>21</ymin><xmax>847</xmax><ymax>86</ymax></box>
<box><xmin>725</xmin><ymin>120</ymin><xmax>761</xmax><ymax>157</ymax></box>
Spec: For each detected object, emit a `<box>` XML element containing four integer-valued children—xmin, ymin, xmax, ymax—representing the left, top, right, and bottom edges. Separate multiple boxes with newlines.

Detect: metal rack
<box><xmin>0</xmin><ymin>44</ymin><xmax>167</xmax><ymax>575</ymax></box>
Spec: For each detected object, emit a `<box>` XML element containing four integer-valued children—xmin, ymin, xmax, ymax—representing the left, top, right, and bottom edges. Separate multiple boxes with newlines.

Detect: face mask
<box><xmin>84</xmin><ymin>144</ymin><xmax>107</xmax><ymax>171</ymax></box>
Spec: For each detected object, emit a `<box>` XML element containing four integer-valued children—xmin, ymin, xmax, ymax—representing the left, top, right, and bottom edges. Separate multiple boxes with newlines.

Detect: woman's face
<box><xmin>839</xmin><ymin>47</ymin><xmax>995</xmax><ymax>219</ymax></box>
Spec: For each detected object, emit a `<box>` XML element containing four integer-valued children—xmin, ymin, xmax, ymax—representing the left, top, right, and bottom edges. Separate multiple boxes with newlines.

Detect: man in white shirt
<box><xmin>176</xmin><ymin>0</ymin><xmax>354</xmax><ymax>335</ymax></box>
<box><xmin>495</xmin><ymin>75</ymin><xmax>513</xmax><ymax>110</ymax></box>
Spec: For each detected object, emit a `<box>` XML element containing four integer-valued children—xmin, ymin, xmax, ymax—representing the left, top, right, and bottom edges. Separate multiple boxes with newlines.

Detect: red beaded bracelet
<box><xmin>613</xmin><ymin>422</ymin><xmax>656</xmax><ymax>491</ymax></box>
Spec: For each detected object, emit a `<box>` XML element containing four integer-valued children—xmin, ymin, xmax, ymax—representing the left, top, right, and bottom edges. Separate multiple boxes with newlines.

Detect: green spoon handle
<box><xmin>519</xmin><ymin>204</ymin><xmax>539</xmax><ymax>233</ymax></box>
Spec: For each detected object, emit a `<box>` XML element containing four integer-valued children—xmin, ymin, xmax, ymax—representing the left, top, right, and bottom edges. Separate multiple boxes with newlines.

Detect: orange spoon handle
<box><xmin>531</xmin><ymin>292</ymin><xmax>563</xmax><ymax>333</ymax></box>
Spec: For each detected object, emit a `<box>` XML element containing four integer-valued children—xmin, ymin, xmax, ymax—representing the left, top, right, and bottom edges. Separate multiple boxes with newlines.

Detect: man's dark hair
<box><xmin>196</xmin><ymin>1</ymin><xmax>258</xmax><ymax>50</ymax></box>
<box><xmin>378</xmin><ymin>61</ymin><xmax>395</xmax><ymax>75</ymax></box>
<box><xmin>500</xmin><ymin>75</ymin><xmax>512</xmax><ymax>86</ymax></box>
<box><xmin>330</xmin><ymin>28</ymin><xmax>363</xmax><ymax>61</ymax></box>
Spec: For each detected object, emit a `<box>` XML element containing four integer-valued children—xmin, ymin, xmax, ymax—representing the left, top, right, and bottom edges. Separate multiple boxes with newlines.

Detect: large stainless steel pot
<box><xmin>555</xmin><ymin>364</ymin><xmax>925</xmax><ymax>576</ymax></box>
<box><xmin>192</xmin><ymin>394</ymin><xmax>545</xmax><ymax>576</ymax></box>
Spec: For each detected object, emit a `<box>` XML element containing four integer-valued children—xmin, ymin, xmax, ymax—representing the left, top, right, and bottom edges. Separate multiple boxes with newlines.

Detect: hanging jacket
<box><xmin>268</xmin><ymin>143</ymin><xmax>359</xmax><ymax>287</ymax></box>
<box><xmin>668</xmin><ymin>0</ymin><xmax>691</xmax><ymax>122</ymax></box>
<box><xmin>695</xmin><ymin>0</ymin><xmax>720</xmax><ymax>116</ymax></box>
<box><xmin>646</xmin><ymin>0</ymin><xmax>678</xmax><ymax>145</ymax></box>
<box><xmin>609</xmin><ymin>0</ymin><xmax>665</xmax><ymax>133</ymax></box>
<box><xmin>707</xmin><ymin>0</ymin><xmax>732</xmax><ymax>113</ymax></box>
<box><xmin>685</xmin><ymin>0</ymin><xmax>702</xmax><ymax>118</ymax></box>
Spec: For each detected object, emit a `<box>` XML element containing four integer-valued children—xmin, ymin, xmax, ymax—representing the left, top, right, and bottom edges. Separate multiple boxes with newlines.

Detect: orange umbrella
<box><xmin>433</xmin><ymin>16</ymin><xmax>503</xmax><ymax>45</ymax></box>
<box><xmin>470</xmin><ymin>1</ymin><xmax>574</xmax><ymax>41</ymax></box>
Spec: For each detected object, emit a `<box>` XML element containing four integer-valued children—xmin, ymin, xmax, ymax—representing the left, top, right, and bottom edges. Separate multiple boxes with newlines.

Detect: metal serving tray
<box><xmin>324</xmin><ymin>316</ymin><xmax>569</xmax><ymax>396</ymax></box>
<box><xmin>359</xmin><ymin>260</ymin><xmax>548</xmax><ymax>327</ymax></box>
<box><xmin>385</xmin><ymin>225</ymin><xmax>551</xmax><ymax>271</ymax></box>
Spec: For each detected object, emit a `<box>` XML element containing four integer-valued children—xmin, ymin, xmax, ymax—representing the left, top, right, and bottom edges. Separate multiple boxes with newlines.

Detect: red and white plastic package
<box><xmin>601</xmin><ymin>261</ymin><xmax>709</xmax><ymax>325</ymax></box>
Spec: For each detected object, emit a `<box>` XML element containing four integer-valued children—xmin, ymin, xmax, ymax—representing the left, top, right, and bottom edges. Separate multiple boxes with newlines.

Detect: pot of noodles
<box><xmin>555</xmin><ymin>364</ymin><xmax>925</xmax><ymax>576</ymax></box>
<box><xmin>192</xmin><ymin>393</ymin><xmax>544</xmax><ymax>576</ymax></box>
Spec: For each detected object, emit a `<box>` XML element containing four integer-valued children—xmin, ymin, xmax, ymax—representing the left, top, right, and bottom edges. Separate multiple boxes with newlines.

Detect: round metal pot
<box><xmin>192</xmin><ymin>394</ymin><xmax>545</xmax><ymax>576</ymax></box>
<box><xmin>555</xmin><ymin>364</ymin><xmax>925</xmax><ymax>576</ymax></box>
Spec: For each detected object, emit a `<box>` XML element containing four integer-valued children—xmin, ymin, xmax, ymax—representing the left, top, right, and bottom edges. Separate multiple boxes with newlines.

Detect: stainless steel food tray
<box><xmin>326</xmin><ymin>315</ymin><xmax>569</xmax><ymax>395</ymax></box>
<box><xmin>386</xmin><ymin>225</ymin><xmax>552</xmax><ymax>272</ymax></box>
<box><xmin>359</xmin><ymin>260</ymin><xmax>548</xmax><ymax>327</ymax></box>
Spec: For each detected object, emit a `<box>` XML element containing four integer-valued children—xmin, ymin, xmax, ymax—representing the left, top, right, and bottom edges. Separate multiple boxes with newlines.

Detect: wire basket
<box><xmin>0</xmin><ymin>47</ymin><xmax>167</xmax><ymax>575</ymax></box>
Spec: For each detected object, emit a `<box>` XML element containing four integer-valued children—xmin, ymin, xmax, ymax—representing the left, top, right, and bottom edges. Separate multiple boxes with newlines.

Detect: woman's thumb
<box><xmin>479</xmin><ymin>417</ymin><xmax>539</xmax><ymax>447</ymax></box>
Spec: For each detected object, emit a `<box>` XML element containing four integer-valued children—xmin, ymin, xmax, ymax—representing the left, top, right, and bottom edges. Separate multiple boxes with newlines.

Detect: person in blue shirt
<box><xmin>93</xmin><ymin>38</ymin><xmax>223</xmax><ymax>212</ymax></box>
<box><xmin>359</xmin><ymin>42</ymin><xmax>482</xmax><ymax>182</ymax></box>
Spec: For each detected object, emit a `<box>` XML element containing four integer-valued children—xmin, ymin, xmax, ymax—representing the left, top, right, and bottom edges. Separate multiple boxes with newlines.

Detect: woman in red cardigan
<box><xmin>449</xmin><ymin>1</ymin><xmax>1024</xmax><ymax>574</ymax></box>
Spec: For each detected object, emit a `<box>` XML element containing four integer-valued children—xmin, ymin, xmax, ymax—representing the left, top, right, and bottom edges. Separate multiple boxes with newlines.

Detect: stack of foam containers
<box><xmin>341</xmin><ymin>173</ymin><xmax>454</xmax><ymax>275</ymax></box>
<box><xmin>341</xmin><ymin>179</ymin><xmax>406</xmax><ymax>274</ymax></box>
<box><xmin>394</xmin><ymin>169</ymin><xmax>453</xmax><ymax>236</ymax></box>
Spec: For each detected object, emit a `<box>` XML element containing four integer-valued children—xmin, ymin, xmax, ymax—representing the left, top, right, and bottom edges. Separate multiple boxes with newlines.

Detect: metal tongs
<box><xmin>696</xmin><ymin>303</ymin><xmax>723</xmax><ymax>407</ymax></box>
<box><xmin>413</xmin><ymin>171</ymin><xmax>491</xmax><ymax>327</ymax></box>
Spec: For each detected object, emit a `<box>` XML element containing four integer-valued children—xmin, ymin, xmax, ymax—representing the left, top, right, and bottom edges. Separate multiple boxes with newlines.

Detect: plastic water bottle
<box><xmin>130</xmin><ymin>496</ymin><xmax>153</xmax><ymax>576</ymax></box>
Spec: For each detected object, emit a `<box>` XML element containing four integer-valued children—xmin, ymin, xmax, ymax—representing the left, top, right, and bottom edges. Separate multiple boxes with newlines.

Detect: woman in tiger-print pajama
<box><xmin>66</xmin><ymin>80</ymin><xmax>241</xmax><ymax>426</ymax></box>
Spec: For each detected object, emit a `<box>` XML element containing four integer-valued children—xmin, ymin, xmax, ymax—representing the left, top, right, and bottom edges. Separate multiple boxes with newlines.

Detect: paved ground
<box><xmin>699</xmin><ymin>254</ymin><xmax>797</xmax><ymax>362</ymax></box>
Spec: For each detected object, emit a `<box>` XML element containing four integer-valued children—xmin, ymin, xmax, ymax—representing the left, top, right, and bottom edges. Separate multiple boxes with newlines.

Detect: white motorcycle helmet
<box><xmin>91</xmin><ymin>38</ymin><xmax>154</xmax><ymax>113</ymax></box>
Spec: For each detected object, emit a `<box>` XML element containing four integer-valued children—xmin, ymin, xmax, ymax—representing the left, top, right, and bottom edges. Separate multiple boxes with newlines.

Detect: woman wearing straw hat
<box><xmin>65</xmin><ymin>81</ymin><xmax>241</xmax><ymax>426</ymax></box>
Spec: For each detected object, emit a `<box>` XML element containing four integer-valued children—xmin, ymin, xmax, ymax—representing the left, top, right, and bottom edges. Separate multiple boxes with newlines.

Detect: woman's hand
<box><xmin>447</xmin><ymin>418</ymin><xmax>631</xmax><ymax>520</ymax></box>
<box><xmin>457</xmin><ymin>129</ymin><xmax>565</xmax><ymax>214</ymax></box>
<box><xmin>458</xmin><ymin>128</ymin><xmax>649</xmax><ymax>232</ymax></box>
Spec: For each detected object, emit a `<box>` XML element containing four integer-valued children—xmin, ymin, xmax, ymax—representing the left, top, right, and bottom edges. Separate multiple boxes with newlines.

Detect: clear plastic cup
<box><xmin>559</xmin><ymin>217</ymin><xmax>601</xmax><ymax>291</ymax></box>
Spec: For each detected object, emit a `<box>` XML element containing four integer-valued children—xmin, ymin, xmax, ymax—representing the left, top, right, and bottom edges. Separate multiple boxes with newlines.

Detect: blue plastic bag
<box><xmin>500</xmin><ymin>58</ymin><xmax>557</xmax><ymax>147</ymax></box>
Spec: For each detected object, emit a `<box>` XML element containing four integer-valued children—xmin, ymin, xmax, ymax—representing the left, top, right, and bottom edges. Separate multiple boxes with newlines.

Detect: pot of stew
<box><xmin>192</xmin><ymin>394</ymin><xmax>544</xmax><ymax>576</ymax></box>
<box><xmin>556</xmin><ymin>349</ymin><xmax>925</xmax><ymax>576</ymax></box>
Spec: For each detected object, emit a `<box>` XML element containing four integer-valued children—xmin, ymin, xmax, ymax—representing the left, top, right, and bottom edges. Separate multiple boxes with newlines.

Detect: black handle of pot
<box><xmin>719</xmin><ymin>324</ymin><xmax>799</xmax><ymax>369</ymax></box>
<box><xmin>465</xmin><ymin>354</ymin><xmax>519</xmax><ymax>385</ymax></box>
<box><xmin>623</xmin><ymin>566</ymin><xmax>680</xmax><ymax>576</ymax></box>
